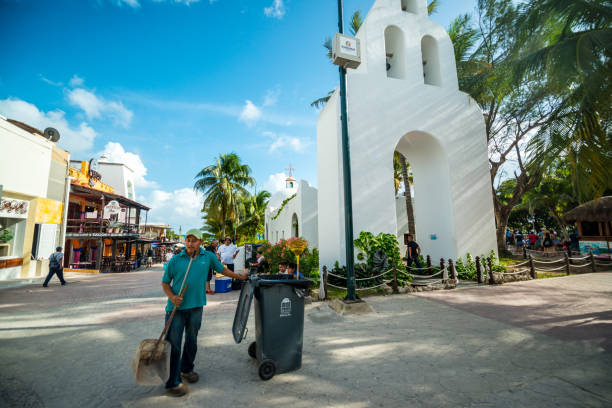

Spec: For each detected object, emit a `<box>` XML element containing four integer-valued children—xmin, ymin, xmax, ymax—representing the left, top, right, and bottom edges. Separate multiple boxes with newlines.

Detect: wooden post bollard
<box><xmin>567</xmin><ymin>245</ymin><xmax>573</xmax><ymax>265</ymax></box>
<box><xmin>523</xmin><ymin>246</ymin><xmax>527</xmax><ymax>259</ymax></box>
<box><xmin>487</xmin><ymin>257</ymin><xmax>496</xmax><ymax>284</ymax></box>
<box><xmin>590</xmin><ymin>251</ymin><xmax>597</xmax><ymax>273</ymax></box>
<box><xmin>564</xmin><ymin>254</ymin><xmax>570</xmax><ymax>276</ymax></box>
<box><xmin>392</xmin><ymin>264</ymin><xmax>398</xmax><ymax>294</ymax></box>
<box><xmin>322</xmin><ymin>266</ymin><xmax>328</xmax><ymax>300</ymax></box>
<box><xmin>529</xmin><ymin>255</ymin><xmax>536</xmax><ymax>279</ymax></box>
<box><xmin>426</xmin><ymin>255</ymin><xmax>431</xmax><ymax>274</ymax></box>
<box><xmin>476</xmin><ymin>256</ymin><xmax>484</xmax><ymax>284</ymax></box>
<box><xmin>440</xmin><ymin>258</ymin><xmax>447</xmax><ymax>281</ymax></box>
<box><xmin>448</xmin><ymin>259</ymin><xmax>456</xmax><ymax>280</ymax></box>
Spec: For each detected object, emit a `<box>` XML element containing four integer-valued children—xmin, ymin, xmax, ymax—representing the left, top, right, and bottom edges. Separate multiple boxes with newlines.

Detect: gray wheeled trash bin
<box><xmin>232</xmin><ymin>274</ymin><xmax>313</xmax><ymax>380</ymax></box>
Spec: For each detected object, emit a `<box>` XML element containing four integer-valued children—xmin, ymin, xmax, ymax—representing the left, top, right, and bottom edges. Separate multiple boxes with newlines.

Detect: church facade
<box><xmin>317</xmin><ymin>0</ymin><xmax>497</xmax><ymax>270</ymax></box>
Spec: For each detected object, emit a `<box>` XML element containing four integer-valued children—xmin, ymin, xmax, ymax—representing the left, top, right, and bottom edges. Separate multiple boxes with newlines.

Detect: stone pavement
<box><xmin>0</xmin><ymin>267</ymin><xmax>610</xmax><ymax>408</ymax></box>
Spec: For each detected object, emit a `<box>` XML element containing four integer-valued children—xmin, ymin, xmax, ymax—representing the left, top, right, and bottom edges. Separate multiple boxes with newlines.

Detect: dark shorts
<box><xmin>207</xmin><ymin>268</ymin><xmax>213</xmax><ymax>282</ymax></box>
<box><xmin>226</xmin><ymin>263</ymin><xmax>234</xmax><ymax>272</ymax></box>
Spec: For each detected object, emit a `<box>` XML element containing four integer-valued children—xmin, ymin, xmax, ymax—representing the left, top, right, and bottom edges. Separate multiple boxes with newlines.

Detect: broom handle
<box><xmin>157</xmin><ymin>255</ymin><xmax>195</xmax><ymax>343</ymax></box>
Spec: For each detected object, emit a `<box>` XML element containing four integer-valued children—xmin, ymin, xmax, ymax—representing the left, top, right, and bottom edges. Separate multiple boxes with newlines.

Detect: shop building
<box><xmin>0</xmin><ymin>116</ymin><xmax>70</xmax><ymax>280</ymax></box>
<box><xmin>63</xmin><ymin>160</ymin><xmax>150</xmax><ymax>273</ymax></box>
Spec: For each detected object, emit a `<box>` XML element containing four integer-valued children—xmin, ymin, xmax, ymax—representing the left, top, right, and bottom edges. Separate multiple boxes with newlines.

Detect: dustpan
<box><xmin>133</xmin><ymin>256</ymin><xmax>194</xmax><ymax>385</ymax></box>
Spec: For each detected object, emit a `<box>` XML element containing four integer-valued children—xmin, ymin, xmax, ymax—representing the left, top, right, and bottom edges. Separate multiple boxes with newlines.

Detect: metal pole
<box><xmin>337</xmin><ymin>0</ymin><xmax>356</xmax><ymax>301</ymax></box>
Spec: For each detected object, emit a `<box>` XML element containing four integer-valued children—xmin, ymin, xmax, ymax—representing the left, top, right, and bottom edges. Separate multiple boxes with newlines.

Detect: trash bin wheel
<box><xmin>248</xmin><ymin>342</ymin><xmax>257</xmax><ymax>359</ymax></box>
<box><xmin>258</xmin><ymin>359</ymin><xmax>276</xmax><ymax>381</ymax></box>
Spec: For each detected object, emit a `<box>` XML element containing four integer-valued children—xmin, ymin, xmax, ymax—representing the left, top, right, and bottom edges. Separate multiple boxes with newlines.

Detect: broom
<box><xmin>132</xmin><ymin>256</ymin><xmax>194</xmax><ymax>385</ymax></box>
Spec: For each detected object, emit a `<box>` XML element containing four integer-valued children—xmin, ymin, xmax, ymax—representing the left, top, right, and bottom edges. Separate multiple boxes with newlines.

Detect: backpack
<box><xmin>49</xmin><ymin>253</ymin><xmax>61</xmax><ymax>268</ymax></box>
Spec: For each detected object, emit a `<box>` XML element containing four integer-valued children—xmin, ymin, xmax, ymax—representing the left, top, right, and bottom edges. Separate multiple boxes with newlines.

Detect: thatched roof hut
<box><xmin>563</xmin><ymin>196</ymin><xmax>612</xmax><ymax>223</ymax></box>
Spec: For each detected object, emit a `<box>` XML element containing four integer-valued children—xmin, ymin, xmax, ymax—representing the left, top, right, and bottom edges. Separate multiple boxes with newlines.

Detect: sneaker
<box><xmin>206</xmin><ymin>290</ymin><xmax>214</xmax><ymax>295</ymax></box>
<box><xmin>180</xmin><ymin>371</ymin><xmax>199</xmax><ymax>383</ymax></box>
<box><xmin>165</xmin><ymin>383</ymin><xmax>189</xmax><ymax>397</ymax></box>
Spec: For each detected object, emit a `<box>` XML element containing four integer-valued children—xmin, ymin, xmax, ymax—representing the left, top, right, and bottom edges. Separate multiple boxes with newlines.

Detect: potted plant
<box><xmin>108</xmin><ymin>221</ymin><xmax>122</xmax><ymax>234</ymax></box>
<box><xmin>0</xmin><ymin>229</ymin><xmax>13</xmax><ymax>243</ymax></box>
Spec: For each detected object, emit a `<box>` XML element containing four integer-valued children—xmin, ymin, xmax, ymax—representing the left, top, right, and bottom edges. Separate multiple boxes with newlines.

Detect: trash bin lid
<box><xmin>232</xmin><ymin>279</ymin><xmax>254</xmax><ymax>344</ymax></box>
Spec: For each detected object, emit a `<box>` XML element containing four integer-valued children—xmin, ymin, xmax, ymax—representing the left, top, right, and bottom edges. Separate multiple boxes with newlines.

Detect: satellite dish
<box><xmin>44</xmin><ymin>127</ymin><xmax>60</xmax><ymax>143</ymax></box>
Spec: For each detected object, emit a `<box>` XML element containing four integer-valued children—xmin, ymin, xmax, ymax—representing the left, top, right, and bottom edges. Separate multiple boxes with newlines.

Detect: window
<box><xmin>384</xmin><ymin>26</ymin><xmax>406</xmax><ymax>79</ymax></box>
<box><xmin>127</xmin><ymin>180</ymin><xmax>134</xmax><ymax>199</ymax></box>
<box><xmin>421</xmin><ymin>35</ymin><xmax>442</xmax><ymax>86</ymax></box>
<box><xmin>401</xmin><ymin>0</ymin><xmax>418</xmax><ymax>13</ymax></box>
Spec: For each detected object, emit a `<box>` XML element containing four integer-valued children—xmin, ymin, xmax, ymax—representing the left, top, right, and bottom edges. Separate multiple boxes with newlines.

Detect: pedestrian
<box><xmin>165</xmin><ymin>250</ymin><xmax>173</xmax><ymax>264</ymax></box>
<box><xmin>217</xmin><ymin>236</ymin><xmax>239</xmax><ymax>271</ymax></box>
<box><xmin>43</xmin><ymin>246</ymin><xmax>66</xmax><ymax>287</ymax></box>
<box><xmin>528</xmin><ymin>231</ymin><xmax>538</xmax><ymax>249</ymax></box>
<box><xmin>405</xmin><ymin>234</ymin><xmax>422</xmax><ymax>269</ymax></box>
<box><xmin>161</xmin><ymin>229</ymin><xmax>246</xmax><ymax>397</ymax></box>
<box><xmin>543</xmin><ymin>232</ymin><xmax>553</xmax><ymax>253</ymax></box>
<box><xmin>278</xmin><ymin>261</ymin><xmax>288</xmax><ymax>274</ymax></box>
<box><xmin>515</xmin><ymin>231</ymin><xmax>524</xmax><ymax>248</ymax></box>
<box><xmin>249</xmin><ymin>248</ymin><xmax>266</xmax><ymax>274</ymax></box>
<box><xmin>204</xmin><ymin>239</ymin><xmax>219</xmax><ymax>295</ymax></box>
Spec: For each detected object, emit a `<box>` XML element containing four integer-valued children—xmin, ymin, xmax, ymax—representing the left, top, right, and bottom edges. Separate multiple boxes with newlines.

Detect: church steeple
<box><xmin>285</xmin><ymin>164</ymin><xmax>296</xmax><ymax>189</ymax></box>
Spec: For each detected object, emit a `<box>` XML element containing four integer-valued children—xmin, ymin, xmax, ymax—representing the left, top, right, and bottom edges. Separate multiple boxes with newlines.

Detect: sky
<box><xmin>0</xmin><ymin>0</ymin><xmax>476</xmax><ymax>231</ymax></box>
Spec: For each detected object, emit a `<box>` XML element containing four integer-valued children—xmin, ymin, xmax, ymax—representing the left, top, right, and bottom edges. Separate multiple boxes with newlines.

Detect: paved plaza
<box><xmin>0</xmin><ymin>267</ymin><xmax>611</xmax><ymax>407</ymax></box>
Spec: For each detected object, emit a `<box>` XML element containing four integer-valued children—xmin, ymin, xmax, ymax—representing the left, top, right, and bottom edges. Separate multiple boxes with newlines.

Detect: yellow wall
<box><xmin>35</xmin><ymin>197</ymin><xmax>63</xmax><ymax>224</ymax></box>
<box><xmin>68</xmin><ymin>161</ymin><xmax>114</xmax><ymax>193</ymax></box>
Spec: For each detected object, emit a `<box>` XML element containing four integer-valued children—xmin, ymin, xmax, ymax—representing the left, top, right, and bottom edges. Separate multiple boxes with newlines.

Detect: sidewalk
<box><xmin>1</xmin><ymin>268</ymin><xmax>611</xmax><ymax>407</ymax></box>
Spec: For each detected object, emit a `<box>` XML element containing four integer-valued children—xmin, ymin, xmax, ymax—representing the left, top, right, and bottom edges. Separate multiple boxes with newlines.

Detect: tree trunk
<box><xmin>399</xmin><ymin>153</ymin><xmax>416</xmax><ymax>237</ymax></box>
<box><xmin>548</xmin><ymin>207</ymin><xmax>570</xmax><ymax>241</ymax></box>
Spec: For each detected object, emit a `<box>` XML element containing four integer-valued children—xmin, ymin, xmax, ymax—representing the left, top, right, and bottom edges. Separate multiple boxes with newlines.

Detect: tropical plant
<box><xmin>353</xmin><ymin>231</ymin><xmax>403</xmax><ymax>271</ymax></box>
<box><xmin>515</xmin><ymin>0</ymin><xmax>612</xmax><ymax>202</ymax></box>
<box><xmin>0</xmin><ymin>229</ymin><xmax>13</xmax><ymax>243</ymax></box>
<box><xmin>194</xmin><ymin>152</ymin><xmax>255</xmax><ymax>239</ymax></box>
<box><xmin>237</xmin><ymin>189</ymin><xmax>271</xmax><ymax>238</ymax></box>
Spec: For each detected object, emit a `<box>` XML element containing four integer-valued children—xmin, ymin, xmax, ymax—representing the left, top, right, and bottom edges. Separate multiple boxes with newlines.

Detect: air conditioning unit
<box><xmin>332</xmin><ymin>33</ymin><xmax>361</xmax><ymax>69</ymax></box>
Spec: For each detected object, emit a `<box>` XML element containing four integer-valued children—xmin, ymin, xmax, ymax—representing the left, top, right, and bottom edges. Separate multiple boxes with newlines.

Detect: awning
<box><xmin>70</xmin><ymin>184</ymin><xmax>150</xmax><ymax>210</ymax></box>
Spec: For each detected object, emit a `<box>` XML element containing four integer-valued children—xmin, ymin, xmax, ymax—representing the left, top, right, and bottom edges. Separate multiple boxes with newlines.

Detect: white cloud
<box><xmin>117</xmin><ymin>0</ymin><xmax>203</xmax><ymax>7</ymax></box>
<box><xmin>238</xmin><ymin>100</ymin><xmax>262</xmax><ymax>125</ymax></box>
<box><xmin>145</xmin><ymin>188</ymin><xmax>203</xmax><ymax>231</ymax></box>
<box><xmin>263</xmin><ymin>172</ymin><xmax>288</xmax><ymax>193</ymax></box>
<box><xmin>98</xmin><ymin>142</ymin><xmax>157</xmax><ymax>188</ymax></box>
<box><xmin>39</xmin><ymin>75</ymin><xmax>63</xmax><ymax>87</ymax></box>
<box><xmin>264</xmin><ymin>131</ymin><xmax>309</xmax><ymax>153</ymax></box>
<box><xmin>264</xmin><ymin>0</ymin><xmax>285</xmax><ymax>19</ymax></box>
<box><xmin>69</xmin><ymin>75</ymin><xmax>84</xmax><ymax>87</ymax></box>
<box><xmin>0</xmin><ymin>97</ymin><xmax>96</xmax><ymax>152</ymax></box>
<box><xmin>115</xmin><ymin>0</ymin><xmax>140</xmax><ymax>7</ymax></box>
<box><xmin>263</xmin><ymin>87</ymin><xmax>280</xmax><ymax>107</ymax></box>
<box><xmin>67</xmin><ymin>88</ymin><xmax>133</xmax><ymax>128</ymax></box>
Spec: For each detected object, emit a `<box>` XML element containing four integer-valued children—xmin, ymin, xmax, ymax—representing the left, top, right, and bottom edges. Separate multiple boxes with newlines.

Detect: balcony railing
<box><xmin>66</xmin><ymin>219</ymin><xmax>140</xmax><ymax>235</ymax></box>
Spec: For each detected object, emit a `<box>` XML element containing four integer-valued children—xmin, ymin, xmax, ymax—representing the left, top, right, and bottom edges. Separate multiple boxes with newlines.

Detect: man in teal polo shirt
<box><xmin>161</xmin><ymin>229</ymin><xmax>246</xmax><ymax>397</ymax></box>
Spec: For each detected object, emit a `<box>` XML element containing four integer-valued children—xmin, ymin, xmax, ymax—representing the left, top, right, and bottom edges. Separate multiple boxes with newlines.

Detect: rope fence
<box><xmin>318</xmin><ymin>251</ymin><xmax>608</xmax><ymax>299</ymax></box>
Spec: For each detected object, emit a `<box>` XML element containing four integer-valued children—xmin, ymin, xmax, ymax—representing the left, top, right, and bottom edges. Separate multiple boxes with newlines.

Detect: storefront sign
<box><xmin>67</xmin><ymin>232</ymin><xmax>139</xmax><ymax>238</ymax></box>
<box><xmin>104</xmin><ymin>200</ymin><xmax>121</xmax><ymax>215</ymax></box>
<box><xmin>0</xmin><ymin>198</ymin><xmax>29</xmax><ymax>219</ymax></box>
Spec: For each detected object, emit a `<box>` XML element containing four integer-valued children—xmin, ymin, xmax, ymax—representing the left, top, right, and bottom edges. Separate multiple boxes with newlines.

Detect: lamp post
<box><xmin>337</xmin><ymin>0</ymin><xmax>356</xmax><ymax>301</ymax></box>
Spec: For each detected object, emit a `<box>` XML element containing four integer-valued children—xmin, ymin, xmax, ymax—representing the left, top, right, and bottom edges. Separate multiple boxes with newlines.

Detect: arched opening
<box><xmin>394</xmin><ymin>131</ymin><xmax>456</xmax><ymax>261</ymax></box>
<box><xmin>291</xmin><ymin>213</ymin><xmax>299</xmax><ymax>237</ymax></box>
<box><xmin>401</xmin><ymin>0</ymin><xmax>418</xmax><ymax>13</ymax></box>
<box><xmin>384</xmin><ymin>26</ymin><xmax>407</xmax><ymax>80</ymax></box>
<box><xmin>421</xmin><ymin>35</ymin><xmax>442</xmax><ymax>86</ymax></box>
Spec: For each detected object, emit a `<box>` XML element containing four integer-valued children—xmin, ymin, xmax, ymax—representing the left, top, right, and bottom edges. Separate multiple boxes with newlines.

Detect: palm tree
<box><xmin>238</xmin><ymin>190</ymin><xmax>271</xmax><ymax>238</ymax></box>
<box><xmin>194</xmin><ymin>153</ymin><xmax>255</xmax><ymax>238</ymax></box>
<box><xmin>515</xmin><ymin>0</ymin><xmax>612</xmax><ymax>202</ymax></box>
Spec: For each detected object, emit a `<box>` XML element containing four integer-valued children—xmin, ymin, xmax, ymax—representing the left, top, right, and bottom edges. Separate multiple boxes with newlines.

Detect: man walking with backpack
<box><xmin>43</xmin><ymin>246</ymin><xmax>66</xmax><ymax>287</ymax></box>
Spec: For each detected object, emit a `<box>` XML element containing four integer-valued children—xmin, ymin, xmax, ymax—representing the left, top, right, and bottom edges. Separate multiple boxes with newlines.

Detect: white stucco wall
<box><xmin>265</xmin><ymin>180</ymin><xmax>319</xmax><ymax>248</ymax></box>
<box><xmin>97</xmin><ymin>162</ymin><xmax>136</xmax><ymax>199</ymax></box>
<box><xmin>317</xmin><ymin>0</ymin><xmax>497</xmax><ymax>269</ymax></box>
<box><xmin>0</xmin><ymin>117</ymin><xmax>52</xmax><ymax>198</ymax></box>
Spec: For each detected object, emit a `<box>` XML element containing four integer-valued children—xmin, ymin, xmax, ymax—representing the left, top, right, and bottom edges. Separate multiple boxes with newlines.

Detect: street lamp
<box><xmin>332</xmin><ymin>0</ymin><xmax>362</xmax><ymax>301</ymax></box>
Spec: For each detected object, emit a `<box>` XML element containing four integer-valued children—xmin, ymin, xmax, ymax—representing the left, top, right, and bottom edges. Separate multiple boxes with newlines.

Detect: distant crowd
<box><xmin>507</xmin><ymin>229</ymin><xmax>580</xmax><ymax>253</ymax></box>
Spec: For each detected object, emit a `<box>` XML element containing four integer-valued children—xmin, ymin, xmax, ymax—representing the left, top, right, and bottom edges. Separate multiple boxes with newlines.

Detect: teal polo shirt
<box><xmin>162</xmin><ymin>247</ymin><xmax>225</xmax><ymax>312</ymax></box>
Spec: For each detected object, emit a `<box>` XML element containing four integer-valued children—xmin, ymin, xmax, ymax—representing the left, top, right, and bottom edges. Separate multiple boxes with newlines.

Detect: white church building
<box><xmin>317</xmin><ymin>0</ymin><xmax>497</xmax><ymax>269</ymax></box>
<box><xmin>265</xmin><ymin>173</ymin><xmax>318</xmax><ymax>248</ymax></box>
